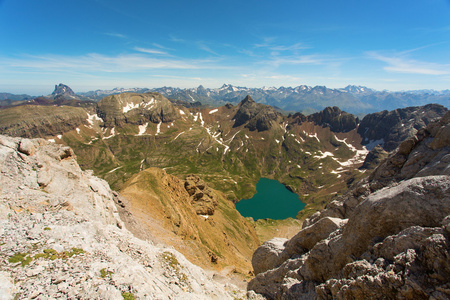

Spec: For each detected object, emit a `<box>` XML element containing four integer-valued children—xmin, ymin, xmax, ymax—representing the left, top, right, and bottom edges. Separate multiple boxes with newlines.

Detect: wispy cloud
<box><xmin>104</xmin><ymin>32</ymin><xmax>128</xmax><ymax>39</ymax></box>
<box><xmin>269</xmin><ymin>43</ymin><xmax>309</xmax><ymax>52</ymax></box>
<box><xmin>367</xmin><ymin>51</ymin><xmax>450</xmax><ymax>75</ymax></box>
<box><xmin>169</xmin><ymin>35</ymin><xmax>185</xmax><ymax>43</ymax></box>
<box><xmin>0</xmin><ymin>53</ymin><xmax>229</xmax><ymax>74</ymax></box>
<box><xmin>196</xmin><ymin>42</ymin><xmax>219</xmax><ymax>55</ymax></box>
<box><xmin>259</xmin><ymin>55</ymin><xmax>325</xmax><ymax>67</ymax></box>
<box><xmin>134</xmin><ymin>47</ymin><xmax>171</xmax><ymax>56</ymax></box>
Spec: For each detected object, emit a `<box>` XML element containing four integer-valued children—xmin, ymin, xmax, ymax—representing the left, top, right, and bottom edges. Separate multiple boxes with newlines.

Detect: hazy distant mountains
<box><xmin>1</xmin><ymin>83</ymin><xmax>449</xmax><ymax>115</ymax></box>
<box><xmin>78</xmin><ymin>84</ymin><xmax>449</xmax><ymax>115</ymax></box>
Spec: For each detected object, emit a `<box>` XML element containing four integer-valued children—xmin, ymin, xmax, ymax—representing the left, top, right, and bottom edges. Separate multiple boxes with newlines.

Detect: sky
<box><xmin>1</xmin><ymin>0</ymin><xmax>450</xmax><ymax>95</ymax></box>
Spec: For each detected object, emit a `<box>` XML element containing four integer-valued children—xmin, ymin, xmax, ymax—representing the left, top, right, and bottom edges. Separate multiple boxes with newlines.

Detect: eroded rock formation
<box><xmin>184</xmin><ymin>174</ymin><xmax>218</xmax><ymax>215</ymax></box>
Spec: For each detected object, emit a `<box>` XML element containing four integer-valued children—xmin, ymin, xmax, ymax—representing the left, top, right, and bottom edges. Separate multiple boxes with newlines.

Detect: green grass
<box><xmin>121</xmin><ymin>292</ymin><xmax>135</xmax><ymax>300</ymax></box>
<box><xmin>8</xmin><ymin>248</ymin><xmax>85</xmax><ymax>267</ymax></box>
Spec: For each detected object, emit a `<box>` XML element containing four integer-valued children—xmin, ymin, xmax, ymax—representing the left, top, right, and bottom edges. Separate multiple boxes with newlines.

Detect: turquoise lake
<box><xmin>235</xmin><ymin>178</ymin><xmax>305</xmax><ymax>220</ymax></box>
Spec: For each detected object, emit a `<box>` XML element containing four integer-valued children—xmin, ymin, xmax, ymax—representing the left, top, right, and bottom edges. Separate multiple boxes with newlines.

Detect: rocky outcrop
<box><xmin>97</xmin><ymin>92</ymin><xmax>179</xmax><ymax>127</ymax></box>
<box><xmin>0</xmin><ymin>135</ymin><xmax>245</xmax><ymax>299</ymax></box>
<box><xmin>358</xmin><ymin>103</ymin><xmax>447</xmax><ymax>151</ymax></box>
<box><xmin>49</xmin><ymin>83</ymin><xmax>79</xmax><ymax>100</ymax></box>
<box><xmin>0</xmin><ymin>105</ymin><xmax>89</xmax><ymax>138</ymax></box>
<box><xmin>360</xmin><ymin>144</ymin><xmax>389</xmax><ymax>170</ymax></box>
<box><xmin>308</xmin><ymin>106</ymin><xmax>358</xmax><ymax>133</ymax></box>
<box><xmin>233</xmin><ymin>95</ymin><xmax>282</xmax><ymax>131</ymax></box>
<box><xmin>247</xmin><ymin>111</ymin><xmax>450</xmax><ymax>299</ymax></box>
<box><xmin>184</xmin><ymin>174</ymin><xmax>218</xmax><ymax>215</ymax></box>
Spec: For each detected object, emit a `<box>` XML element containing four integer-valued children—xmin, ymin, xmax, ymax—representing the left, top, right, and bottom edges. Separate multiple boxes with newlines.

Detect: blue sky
<box><xmin>1</xmin><ymin>0</ymin><xmax>450</xmax><ymax>95</ymax></box>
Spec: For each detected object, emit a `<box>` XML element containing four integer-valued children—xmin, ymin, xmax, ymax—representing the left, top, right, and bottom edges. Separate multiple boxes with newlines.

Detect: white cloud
<box><xmin>0</xmin><ymin>53</ymin><xmax>227</xmax><ymax>73</ymax></box>
<box><xmin>104</xmin><ymin>32</ymin><xmax>128</xmax><ymax>39</ymax></box>
<box><xmin>367</xmin><ymin>51</ymin><xmax>450</xmax><ymax>75</ymax></box>
<box><xmin>134</xmin><ymin>47</ymin><xmax>170</xmax><ymax>56</ymax></box>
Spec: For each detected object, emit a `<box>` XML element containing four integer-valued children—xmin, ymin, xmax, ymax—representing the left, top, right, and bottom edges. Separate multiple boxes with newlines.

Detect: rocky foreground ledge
<box><xmin>249</xmin><ymin>111</ymin><xmax>450</xmax><ymax>299</ymax></box>
<box><xmin>0</xmin><ymin>135</ymin><xmax>244</xmax><ymax>299</ymax></box>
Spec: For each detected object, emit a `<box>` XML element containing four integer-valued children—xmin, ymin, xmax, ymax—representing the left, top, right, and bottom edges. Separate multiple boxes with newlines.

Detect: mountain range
<box><xmin>2</xmin><ymin>83</ymin><xmax>449</xmax><ymax>115</ymax></box>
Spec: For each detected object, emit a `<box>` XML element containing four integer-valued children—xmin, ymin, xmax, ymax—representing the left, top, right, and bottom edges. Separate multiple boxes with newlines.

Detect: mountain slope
<box><xmin>0</xmin><ymin>105</ymin><xmax>91</xmax><ymax>138</ymax></box>
<box><xmin>118</xmin><ymin>168</ymin><xmax>259</xmax><ymax>275</ymax></box>
<box><xmin>0</xmin><ymin>135</ymin><xmax>245</xmax><ymax>299</ymax></box>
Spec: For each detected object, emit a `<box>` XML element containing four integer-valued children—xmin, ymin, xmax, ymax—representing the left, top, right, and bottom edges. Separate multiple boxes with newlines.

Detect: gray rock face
<box><xmin>0</xmin><ymin>135</ymin><xmax>244</xmax><ymax>299</ymax></box>
<box><xmin>358</xmin><ymin>103</ymin><xmax>447</xmax><ymax>151</ymax></box>
<box><xmin>360</xmin><ymin>144</ymin><xmax>389</xmax><ymax>170</ymax></box>
<box><xmin>50</xmin><ymin>83</ymin><xmax>79</xmax><ymax>99</ymax></box>
<box><xmin>248</xmin><ymin>112</ymin><xmax>450</xmax><ymax>300</ymax></box>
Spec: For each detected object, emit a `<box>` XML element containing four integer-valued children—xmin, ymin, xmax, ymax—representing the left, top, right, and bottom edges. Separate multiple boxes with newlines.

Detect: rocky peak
<box><xmin>308</xmin><ymin>106</ymin><xmax>358</xmax><ymax>133</ymax></box>
<box><xmin>50</xmin><ymin>83</ymin><xmax>78</xmax><ymax>99</ymax></box>
<box><xmin>233</xmin><ymin>95</ymin><xmax>282</xmax><ymax>131</ymax></box>
<box><xmin>241</xmin><ymin>95</ymin><xmax>255</xmax><ymax>104</ymax></box>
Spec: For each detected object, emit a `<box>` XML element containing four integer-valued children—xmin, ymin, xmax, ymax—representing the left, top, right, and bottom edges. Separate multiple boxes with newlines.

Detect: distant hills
<box><xmin>2</xmin><ymin>83</ymin><xmax>448</xmax><ymax>115</ymax></box>
<box><xmin>77</xmin><ymin>84</ymin><xmax>450</xmax><ymax>115</ymax></box>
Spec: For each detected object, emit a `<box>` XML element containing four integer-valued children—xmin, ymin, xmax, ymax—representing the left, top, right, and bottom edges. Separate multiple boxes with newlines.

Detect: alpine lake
<box><xmin>236</xmin><ymin>178</ymin><xmax>305</xmax><ymax>220</ymax></box>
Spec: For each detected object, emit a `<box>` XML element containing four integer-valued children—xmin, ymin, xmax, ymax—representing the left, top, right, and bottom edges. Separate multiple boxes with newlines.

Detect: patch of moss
<box><xmin>9</xmin><ymin>247</ymin><xmax>85</xmax><ymax>267</ymax></box>
<box><xmin>8</xmin><ymin>253</ymin><xmax>32</xmax><ymax>267</ymax></box>
<box><xmin>100</xmin><ymin>268</ymin><xmax>114</xmax><ymax>278</ymax></box>
<box><xmin>121</xmin><ymin>292</ymin><xmax>135</xmax><ymax>300</ymax></box>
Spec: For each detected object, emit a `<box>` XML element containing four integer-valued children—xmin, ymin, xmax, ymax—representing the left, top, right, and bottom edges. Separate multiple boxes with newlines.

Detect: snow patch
<box><xmin>107</xmin><ymin>166</ymin><xmax>123</xmax><ymax>174</ymax></box>
<box><xmin>172</xmin><ymin>131</ymin><xmax>185</xmax><ymax>141</ymax></box>
<box><xmin>142</xmin><ymin>98</ymin><xmax>155</xmax><ymax>109</ymax></box>
<box><xmin>86</xmin><ymin>113</ymin><xmax>103</xmax><ymax>127</ymax></box>
<box><xmin>103</xmin><ymin>127</ymin><xmax>116</xmax><ymax>139</ymax></box>
<box><xmin>156</xmin><ymin>122</ymin><xmax>162</xmax><ymax>135</ymax></box>
<box><xmin>47</xmin><ymin>139</ymin><xmax>55</xmax><ymax>143</ymax></box>
<box><xmin>314</xmin><ymin>151</ymin><xmax>334</xmax><ymax>159</ymax></box>
<box><xmin>75</xmin><ymin>128</ymin><xmax>80</xmax><ymax>134</ymax></box>
<box><xmin>365</xmin><ymin>139</ymin><xmax>385</xmax><ymax>151</ymax></box>
<box><xmin>209</xmin><ymin>108</ymin><xmax>218</xmax><ymax>114</ymax></box>
<box><xmin>179</xmin><ymin>109</ymin><xmax>185</xmax><ymax>115</ymax></box>
<box><xmin>137</xmin><ymin>123</ymin><xmax>149</xmax><ymax>136</ymax></box>
<box><xmin>57</xmin><ymin>135</ymin><xmax>62</xmax><ymax>139</ymax></box>
<box><xmin>122</xmin><ymin>102</ymin><xmax>139</xmax><ymax>113</ymax></box>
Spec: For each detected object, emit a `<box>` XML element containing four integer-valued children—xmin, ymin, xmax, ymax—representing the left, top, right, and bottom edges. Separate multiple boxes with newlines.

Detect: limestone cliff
<box><xmin>358</xmin><ymin>103</ymin><xmax>447</xmax><ymax>151</ymax></box>
<box><xmin>248</xmin><ymin>111</ymin><xmax>450</xmax><ymax>299</ymax></box>
<box><xmin>0</xmin><ymin>135</ymin><xmax>245</xmax><ymax>299</ymax></box>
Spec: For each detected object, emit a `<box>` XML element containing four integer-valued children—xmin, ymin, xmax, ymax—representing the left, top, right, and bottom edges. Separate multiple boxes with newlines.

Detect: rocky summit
<box><xmin>248</xmin><ymin>111</ymin><xmax>450</xmax><ymax>299</ymax></box>
<box><xmin>0</xmin><ymin>135</ymin><xmax>245</xmax><ymax>299</ymax></box>
<box><xmin>49</xmin><ymin>83</ymin><xmax>79</xmax><ymax>100</ymax></box>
